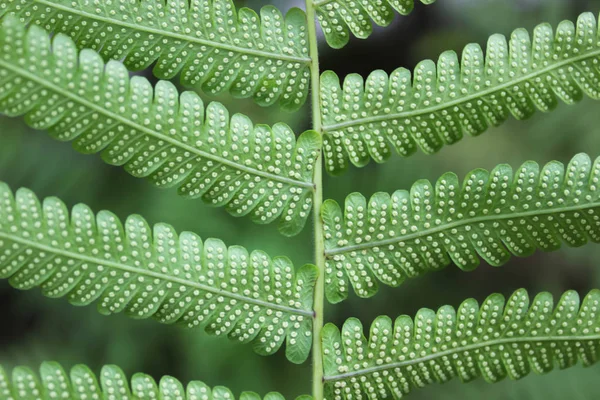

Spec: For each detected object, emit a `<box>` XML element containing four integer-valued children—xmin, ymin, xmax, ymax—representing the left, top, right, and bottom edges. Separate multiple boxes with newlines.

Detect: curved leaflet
<box><xmin>322</xmin><ymin>289</ymin><xmax>600</xmax><ymax>399</ymax></box>
<box><xmin>0</xmin><ymin>17</ymin><xmax>321</xmax><ymax>236</ymax></box>
<box><xmin>0</xmin><ymin>361</ymin><xmax>313</xmax><ymax>400</ymax></box>
<box><xmin>314</xmin><ymin>0</ymin><xmax>436</xmax><ymax>49</ymax></box>
<box><xmin>322</xmin><ymin>154</ymin><xmax>600</xmax><ymax>302</ymax></box>
<box><xmin>0</xmin><ymin>0</ymin><xmax>311</xmax><ymax>110</ymax></box>
<box><xmin>321</xmin><ymin>12</ymin><xmax>600</xmax><ymax>174</ymax></box>
<box><xmin>0</xmin><ymin>182</ymin><xmax>317</xmax><ymax>363</ymax></box>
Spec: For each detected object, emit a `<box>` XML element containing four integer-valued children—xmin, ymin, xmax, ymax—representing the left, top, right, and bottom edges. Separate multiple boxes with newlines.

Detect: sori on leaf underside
<box><xmin>3</xmin><ymin>2</ymin><xmax>600</xmax><ymax>400</ymax></box>
<box><xmin>322</xmin><ymin>153</ymin><xmax>600</xmax><ymax>303</ymax></box>
<box><xmin>0</xmin><ymin>0</ymin><xmax>438</xmax><ymax>76</ymax></box>
<box><xmin>320</xmin><ymin>11</ymin><xmax>600</xmax><ymax>175</ymax></box>
<box><xmin>0</xmin><ymin>361</ymin><xmax>313</xmax><ymax>400</ymax></box>
<box><xmin>0</xmin><ymin>16</ymin><xmax>321</xmax><ymax>237</ymax></box>
<box><xmin>0</xmin><ymin>181</ymin><xmax>317</xmax><ymax>364</ymax></box>
<box><xmin>322</xmin><ymin>288</ymin><xmax>600</xmax><ymax>399</ymax></box>
<box><xmin>6</xmin><ymin>2</ymin><xmax>600</xmax><ymax>182</ymax></box>
<box><xmin>315</xmin><ymin>0</ymin><xmax>437</xmax><ymax>48</ymax></box>
<box><xmin>0</xmin><ymin>0</ymin><xmax>312</xmax><ymax>111</ymax></box>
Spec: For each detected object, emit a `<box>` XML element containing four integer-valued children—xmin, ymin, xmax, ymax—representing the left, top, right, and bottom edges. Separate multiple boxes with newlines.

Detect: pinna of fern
<box><xmin>0</xmin><ymin>181</ymin><xmax>317</xmax><ymax>364</ymax></box>
<box><xmin>323</xmin><ymin>289</ymin><xmax>600</xmax><ymax>399</ymax></box>
<box><xmin>315</xmin><ymin>0</ymin><xmax>437</xmax><ymax>48</ymax></box>
<box><xmin>321</xmin><ymin>11</ymin><xmax>600</xmax><ymax>175</ymax></box>
<box><xmin>0</xmin><ymin>0</ymin><xmax>312</xmax><ymax>111</ymax></box>
<box><xmin>0</xmin><ymin>16</ymin><xmax>321</xmax><ymax>237</ymax></box>
<box><xmin>322</xmin><ymin>153</ymin><xmax>600</xmax><ymax>303</ymax></box>
<box><xmin>0</xmin><ymin>361</ymin><xmax>313</xmax><ymax>400</ymax></box>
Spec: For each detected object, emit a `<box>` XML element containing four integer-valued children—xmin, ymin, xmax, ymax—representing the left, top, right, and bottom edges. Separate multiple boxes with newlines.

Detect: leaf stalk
<box><xmin>305</xmin><ymin>1</ymin><xmax>326</xmax><ymax>398</ymax></box>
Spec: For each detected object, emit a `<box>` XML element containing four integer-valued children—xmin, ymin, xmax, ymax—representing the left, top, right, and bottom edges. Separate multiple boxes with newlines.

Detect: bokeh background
<box><xmin>2</xmin><ymin>0</ymin><xmax>600</xmax><ymax>398</ymax></box>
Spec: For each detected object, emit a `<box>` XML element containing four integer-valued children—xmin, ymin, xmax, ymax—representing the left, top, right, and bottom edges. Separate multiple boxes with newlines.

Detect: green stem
<box><xmin>305</xmin><ymin>2</ymin><xmax>325</xmax><ymax>400</ymax></box>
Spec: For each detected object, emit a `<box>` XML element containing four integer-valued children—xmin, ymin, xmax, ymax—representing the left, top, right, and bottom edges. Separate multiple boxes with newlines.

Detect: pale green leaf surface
<box><xmin>322</xmin><ymin>153</ymin><xmax>600</xmax><ymax>303</ymax></box>
<box><xmin>321</xmin><ymin>12</ymin><xmax>600</xmax><ymax>175</ymax></box>
<box><xmin>0</xmin><ymin>362</ymin><xmax>312</xmax><ymax>400</ymax></box>
<box><xmin>0</xmin><ymin>182</ymin><xmax>318</xmax><ymax>364</ymax></box>
<box><xmin>0</xmin><ymin>17</ymin><xmax>321</xmax><ymax>236</ymax></box>
<box><xmin>0</xmin><ymin>0</ymin><xmax>311</xmax><ymax>110</ymax></box>
<box><xmin>322</xmin><ymin>289</ymin><xmax>600</xmax><ymax>399</ymax></box>
<box><xmin>314</xmin><ymin>0</ymin><xmax>436</xmax><ymax>49</ymax></box>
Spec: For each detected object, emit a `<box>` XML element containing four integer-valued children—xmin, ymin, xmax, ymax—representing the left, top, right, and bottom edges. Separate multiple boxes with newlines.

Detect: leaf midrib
<box><xmin>321</xmin><ymin>48</ymin><xmax>600</xmax><ymax>132</ymax></box>
<box><xmin>0</xmin><ymin>59</ymin><xmax>315</xmax><ymax>190</ymax></box>
<box><xmin>323</xmin><ymin>334</ymin><xmax>600</xmax><ymax>381</ymax></box>
<box><xmin>34</xmin><ymin>0</ymin><xmax>312</xmax><ymax>64</ymax></box>
<box><xmin>0</xmin><ymin>231</ymin><xmax>314</xmax><ymax>317</ymax></box>
<box><xmin>325</xmin><ymin>202</ymin><xmax>600</xmax><ymax>256</ymax></box>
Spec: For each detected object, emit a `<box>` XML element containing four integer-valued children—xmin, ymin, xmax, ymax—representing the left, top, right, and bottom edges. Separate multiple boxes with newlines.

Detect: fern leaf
<box><xmin>0</xmin><ymin>182</ymin><xmax>317</xmax><ymax>364</ymax></box>
<box><xmin>0</xmin><ymin>0</ymin><xmax>311</xmax><ymax>111</ymax></box>
<box><xmin>322</xmin><ymin>153</ymin><xmax>600</xmax><ymax>303</ymax></box>
<box><xmin>322</xmin><ymin>289</ymin><xmax>600</xmax><ymax>399</ymax></box>
<box><xmin>0</xmin><ymin>361</ymin><xmax>313</xmax><ymax>400</ymax></box>
<box><xmin>314</xmin><ymin>0</ymin><xmax>436</xmax><ymax>49</ymax></box>
<box><xmin>321</xmin><ymin>12</ymin><xmax>600</xmax><ymax>175</ymax></box>
<box><xmin>0</xmin><ymin>17</ymin><xmax>321</xmax><ymax>237</ymax></box>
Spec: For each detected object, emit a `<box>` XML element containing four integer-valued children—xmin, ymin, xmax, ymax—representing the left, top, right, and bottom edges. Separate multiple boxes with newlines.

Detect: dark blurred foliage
<box><xmin>2</xmin><ymin>0</ymin><xmax>600</xmax><ymax>398</ymax></box>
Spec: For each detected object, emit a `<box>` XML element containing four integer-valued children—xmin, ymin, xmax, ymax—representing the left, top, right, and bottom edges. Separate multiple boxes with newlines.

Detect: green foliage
<box><xmin>315</xmin><ymin>0</ymin><xmax>436</xmax><ymax>49</ymax></box>
<box><xmin>320</xmin><ymin>12</ymin><xmax>600</xmax><ymax>175</ymax></box>
<box><xmin>2</xmin><ymin>1</ymin><xmax>600</xmax><ymax>399</ymax></box>
<box><xmin>0</xmin><ymin>182</ymin><xmax>317</xmax><ymax>364</ymax></box>
<box><xmin>0</xmin><ymin>361</ymin><xmax>311</xmax><ymax>400</ymax></box>
<box><xmin>0</xmin><ymin>0</ymin><xmax>311</xmax><ymax>111</ymax></box>
<box><xmin>322</xmin><ymin>153</ymin><xmax>600</xmax><ymax>303</ymax></box>
<box><xmin>0</xmin><ymin>17</ymin><xmax>321</xmax><ymax>236</ymax></box>
<box><xmin>322</xmin><ymin>289</ymin><xmax>600</xmax><ymax>399</ymax></box>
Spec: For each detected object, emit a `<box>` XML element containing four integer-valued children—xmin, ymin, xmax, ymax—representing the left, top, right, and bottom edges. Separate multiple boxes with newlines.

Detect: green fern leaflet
<box><xmin>0</xmin><ymin>17</ymin><xmax>321</xmax><ymax>237</ymax></box>
<box><xmin>322</xmin><ymin>153</ymin><xmax>600</xmax><ymax>303</ymax></box>
<box><xmin>0</xmin><ymin>361</ymin><xmax>313</xmax><ymax>400</ymax></box>
<box><xmin>0</xmin><ymin>0</ymin><xmax>311</xmax><ymax>110</ymax></box>
<box><xmin>0</xmin><ymin>182</ymin><xmax>317</xmax><ymax>364</ymax></box>
<box><xmin>314</xmin><ymin>0</ymin><xmax>436</xmax><ymax>49</ymax></box>
<box><xmin>322</xmin><ymin>289</ymin><xmax>600</xmax><ymax>399</ymax></box>
<box><xmin>321</xmin><ymin>12</ymin><xmax>600</xmax><ymax>174</ymax></box>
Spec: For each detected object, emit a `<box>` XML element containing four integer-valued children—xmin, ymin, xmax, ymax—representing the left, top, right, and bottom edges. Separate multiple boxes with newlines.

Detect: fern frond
<box><xmin>314</xmin><ymin>0</ymin><xmax>436</xmax><ymax>49</ymax></box>
<box><xmin>0</xmin><ymin>361</ymin><xmax>313</xmax><ymax>400</ymax></box>
<box><xmin>321</xmin><ymin>12</ymin><xmax>600</xmax><ymax>175</ymax></box>
<box><xmin>0</xmin><ymin>0</ymin><xmax>311</xmax><ymax>111</ymax></box>
<box><xmin>322</xmin><ymin>153</ymin><xmax>600</xmax><ymax>303</ymax></box>
<box><xmin>0</xmin><ymin>17</ymin><xmax>321</xmax><ymax>237</ymax></box>
<box><xmin>322</xmin><ymin>289</ymin><xmax>600</xmax><ymax>399</ymax></box>
<box><xmin>0</xmin><ymin>182</ymin><xmax>317</xmax><ymax>364</ymax></box>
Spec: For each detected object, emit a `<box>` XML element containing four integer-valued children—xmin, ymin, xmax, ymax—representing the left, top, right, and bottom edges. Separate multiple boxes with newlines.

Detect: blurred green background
<box><xmin>2</xmin><ymin>0</ymin><xmax>600</xmax><ymax>398</ymax></box>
